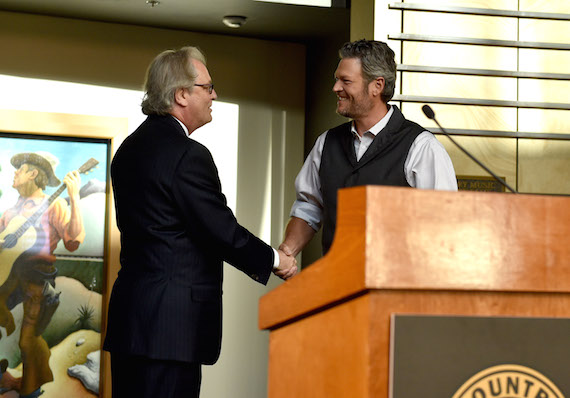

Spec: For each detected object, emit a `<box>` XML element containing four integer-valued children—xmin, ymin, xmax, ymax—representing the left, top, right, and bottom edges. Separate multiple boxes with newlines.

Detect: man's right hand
<box><xmin>273</xmin><ymin>249</ymin><xmax>298</xmax><ymax>280</ymax></box>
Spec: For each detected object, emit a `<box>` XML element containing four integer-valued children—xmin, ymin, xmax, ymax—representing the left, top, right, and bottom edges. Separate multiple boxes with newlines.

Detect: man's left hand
<box><xmin>63</xmin><ymin>171</ymin><xmax>81</xmax><ymax>200</ymax></box>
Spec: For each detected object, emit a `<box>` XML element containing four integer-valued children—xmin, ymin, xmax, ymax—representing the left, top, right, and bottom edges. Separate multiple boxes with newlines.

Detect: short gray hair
<box><xmin>141</xmin><ymin>46</ymin><xmax>207</xmax><ymax>115</ymax></box>
<box><xmin>339</xmin><ymin>40</ymin><xmax>396</xmax><ymax>103</ymax></box>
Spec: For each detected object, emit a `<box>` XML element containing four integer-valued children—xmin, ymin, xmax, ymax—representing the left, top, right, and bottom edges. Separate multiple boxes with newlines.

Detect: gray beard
<box><xmin>336</xmin><ymin>102</ymin><xmax>369</xmax><ymax>119</ymax></box>
<box><xmin>336</xmin><ymin>109</ymin><xmax>352</xmax><ymax>118</ymax></box>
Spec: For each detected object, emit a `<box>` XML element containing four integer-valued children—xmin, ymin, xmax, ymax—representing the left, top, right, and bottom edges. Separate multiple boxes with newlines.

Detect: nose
<box><xmin>211</xmin><ymin>89</ymin><xmax>218</xmax><ymax>100</ymax></box>
<box><xmin>332</xmin><ymin>80</ymin><xmax>342</xmax><ymax>93</ymax></box>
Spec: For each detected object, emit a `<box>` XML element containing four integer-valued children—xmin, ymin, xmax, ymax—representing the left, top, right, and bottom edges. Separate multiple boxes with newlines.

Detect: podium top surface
<box><xmin>259</xmin><ymin>186</ymin><xmax>570</xmax><ymax>330</ymax></box>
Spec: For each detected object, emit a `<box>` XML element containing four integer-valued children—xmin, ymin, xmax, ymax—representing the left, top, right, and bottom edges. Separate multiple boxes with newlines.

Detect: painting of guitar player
<box><xmin>0</xmin><ymin>133</ymin><xmax>108</xmax><ymax>398</ymax></box>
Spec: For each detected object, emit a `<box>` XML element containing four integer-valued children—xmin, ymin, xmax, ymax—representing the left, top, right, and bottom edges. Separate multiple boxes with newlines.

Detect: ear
<box><xmin>371</xmin><ymin>77</ymin><xmax>385</xmax><ymax>97</ymax></box>
<box><xmin>28</xmin><ymin>168</ymin><xmax>39</xmax><ymax>180</ymax></box>
<box><xmin>174</xmin><ymin>87</ymin><xmax>189</xmax><ymax>107</ymax></box>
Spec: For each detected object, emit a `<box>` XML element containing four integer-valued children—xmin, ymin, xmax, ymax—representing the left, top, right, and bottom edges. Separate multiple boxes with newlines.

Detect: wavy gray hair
<box><xmin>141</xmin><ymin>46</ymin><xmax>207</xmax><ymax>115</ymax></box>
<box><xmin>339</xmin><ymin>40</ymin><xmax>396</xmax><ymax>103</ymax></box>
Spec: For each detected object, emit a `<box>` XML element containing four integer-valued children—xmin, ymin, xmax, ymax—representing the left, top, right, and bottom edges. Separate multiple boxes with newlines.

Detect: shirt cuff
<box><xmin>290</xmin><ymin>201</ymin><xmax>322</xmax><ymax>232</ymax></box>
<box><xmin>272</xmin><ymin>248</ymin><xmax>280</xmax><ymax>269</ymax></box>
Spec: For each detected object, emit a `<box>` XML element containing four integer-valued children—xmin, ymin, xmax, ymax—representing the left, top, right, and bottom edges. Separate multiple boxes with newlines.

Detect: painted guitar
<box><xmin>0</xmin><ymin>158</ymin><xmax>99</xmax><ymax>286</ymax></box>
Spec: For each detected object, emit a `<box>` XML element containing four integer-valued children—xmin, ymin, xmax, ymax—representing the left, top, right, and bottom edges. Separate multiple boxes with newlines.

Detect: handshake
<box><xmin>272</xmin><ymin>243</ymin><xmax>298</xmax><ymax>281</ymax></box>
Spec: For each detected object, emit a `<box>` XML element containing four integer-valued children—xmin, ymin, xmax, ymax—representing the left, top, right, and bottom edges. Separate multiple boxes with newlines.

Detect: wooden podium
<box><xmin>259</xmin><ymin>186</ymin><xmax>570</xmax><ymax>398</ymax></box>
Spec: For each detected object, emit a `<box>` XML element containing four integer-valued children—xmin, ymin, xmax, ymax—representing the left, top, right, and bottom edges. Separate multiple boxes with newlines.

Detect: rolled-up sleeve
<box><xmin>290</xmin><ymin>132</ymin><xmax>328</xmax><ymax>231</ymax></box>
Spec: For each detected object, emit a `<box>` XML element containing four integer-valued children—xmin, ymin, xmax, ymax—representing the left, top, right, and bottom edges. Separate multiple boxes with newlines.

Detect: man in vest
<box><xmin>280</xmin><ymin>39</ymin><xmax>458</xmax><ymax>258</ymax></box>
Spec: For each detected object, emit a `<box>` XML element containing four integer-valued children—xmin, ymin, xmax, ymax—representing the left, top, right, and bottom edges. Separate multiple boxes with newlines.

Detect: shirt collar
<box><xmin>16</xmin><ymin>192</ymin><xmax>47</xmax><ymax>208</ymax></box>
<box><xmin>350</xmin><ymin>105</ymin><xmax>394</xmax><ymax>138</ymax></box>
<box><xmin>171</xmin><ymin>115</ymin><xmax>190</xmax><ymax>138</ymax></box>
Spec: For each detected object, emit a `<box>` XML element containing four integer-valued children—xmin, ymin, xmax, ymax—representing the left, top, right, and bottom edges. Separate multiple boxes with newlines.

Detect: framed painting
<box><xmin>0</xmin><ymin>109</ymin><xmax>128</xmax><ymax>398</ymax></box>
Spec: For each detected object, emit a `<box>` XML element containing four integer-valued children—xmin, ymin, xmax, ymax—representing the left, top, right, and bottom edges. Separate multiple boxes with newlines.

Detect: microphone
<box><xmin>422</xmin><ymin>104</ymin><xmax>517</xmax><ymax>194</ymax></box>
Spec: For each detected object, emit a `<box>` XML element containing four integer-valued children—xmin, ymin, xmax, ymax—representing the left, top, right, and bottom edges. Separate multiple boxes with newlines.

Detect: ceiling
<box><xmin>0</xmin><ymin>0</ymin><xmax>350</xmax><ymax>43</ymax></box>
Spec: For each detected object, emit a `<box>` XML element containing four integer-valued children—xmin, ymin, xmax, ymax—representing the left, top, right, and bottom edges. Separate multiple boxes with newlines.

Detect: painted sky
<box><xmin>0</xmin><ymin>134</ymin><xmax>108</xmax><ymax>213</ymax></box>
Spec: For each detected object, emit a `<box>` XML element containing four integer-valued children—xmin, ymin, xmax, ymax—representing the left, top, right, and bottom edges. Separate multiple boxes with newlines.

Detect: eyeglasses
<box><xmin>194</xmin><ymin>83</ymin><xmax>215</xmax><ymax>94</ymax></box>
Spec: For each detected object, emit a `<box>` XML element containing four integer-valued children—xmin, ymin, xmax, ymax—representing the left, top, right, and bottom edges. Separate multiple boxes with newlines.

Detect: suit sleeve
<box><xmin>171</xmin><ymin>142</ymin><xmax>274</xmax><ymax>284</ymax></box>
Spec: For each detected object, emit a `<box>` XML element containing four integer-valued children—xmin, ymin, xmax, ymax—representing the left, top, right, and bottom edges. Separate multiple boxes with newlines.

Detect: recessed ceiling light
<box><xmin>146</xmin><ymin>0</ymin><xmax>160</xmax><ymax>7</ymax></box>
<box><xmin>222</xmin><ymin>15</ymin><xmax>247</xmax><ymax>28</ymax></box>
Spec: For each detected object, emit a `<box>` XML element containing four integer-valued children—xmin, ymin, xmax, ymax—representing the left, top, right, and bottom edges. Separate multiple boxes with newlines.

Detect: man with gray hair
<box><xmin>280</xmin><ymin>39</ymin><xmax>457</xmax><ymax>258</ymax></box>
<box><xmin>103</xmin><ymin>46</ymin><xmax>297</xmax><ymax>398</ymax></box>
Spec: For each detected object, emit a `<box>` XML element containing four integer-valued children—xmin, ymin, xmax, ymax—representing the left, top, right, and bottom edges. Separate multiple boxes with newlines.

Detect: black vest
<box><xmin>319</xmin><ymin>106</ymin><xmax>424</xmax><ymax>254</ymax></box>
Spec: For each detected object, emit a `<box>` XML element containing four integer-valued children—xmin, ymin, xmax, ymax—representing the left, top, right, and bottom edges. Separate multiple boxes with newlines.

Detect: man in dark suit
<box><xmin>103</xmin><ymin>46</ymin><xmax>297</xmax><ymax>398</ymax></box>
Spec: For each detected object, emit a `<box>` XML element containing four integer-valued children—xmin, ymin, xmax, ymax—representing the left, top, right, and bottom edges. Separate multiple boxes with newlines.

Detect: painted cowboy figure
<box><xmin>0</xmin><ymin>151</ymin><xmax>85</xmax><ymax>398</ymax></box>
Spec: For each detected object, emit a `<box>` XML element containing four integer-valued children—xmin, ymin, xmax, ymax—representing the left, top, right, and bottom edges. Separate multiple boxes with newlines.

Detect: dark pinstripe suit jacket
<box><xmin>103</xmin><ymin>115</ymin><xmax>274</xmax><ymax>365</ymax></box>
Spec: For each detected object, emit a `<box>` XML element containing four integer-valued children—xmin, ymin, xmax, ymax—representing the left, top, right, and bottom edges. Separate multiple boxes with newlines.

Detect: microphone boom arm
<box><xmin>423</xmin><ymin>104</ymin><xmax>517</xmax><ymax>194</ymax></box>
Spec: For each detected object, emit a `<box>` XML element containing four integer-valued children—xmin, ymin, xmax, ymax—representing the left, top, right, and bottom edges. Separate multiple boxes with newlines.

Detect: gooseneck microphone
<box><xmin>422</xmin><ymin>104</ymin><xmax>517</xmax><ymax>194</ymax></box>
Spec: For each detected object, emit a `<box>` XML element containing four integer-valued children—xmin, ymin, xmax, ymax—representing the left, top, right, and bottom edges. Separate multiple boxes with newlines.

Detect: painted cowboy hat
<box><xmin>10</xmin><ymin>151</ymin><xmax>61</xmax><ymax>187</ymax></box>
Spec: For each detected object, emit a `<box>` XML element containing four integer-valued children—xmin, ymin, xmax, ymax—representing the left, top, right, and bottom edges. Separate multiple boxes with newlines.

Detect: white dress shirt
<box><xmin>290</xmin><ymin>106</ymin><xmax>458</xmax><ymax>231</ymax></box>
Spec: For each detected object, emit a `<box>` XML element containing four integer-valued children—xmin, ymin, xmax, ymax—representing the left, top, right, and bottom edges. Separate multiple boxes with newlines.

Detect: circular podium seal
<box><xmin>452</xmin><ymin>364</ymin><xmax>565</xmax><ymax>398</ymax></box>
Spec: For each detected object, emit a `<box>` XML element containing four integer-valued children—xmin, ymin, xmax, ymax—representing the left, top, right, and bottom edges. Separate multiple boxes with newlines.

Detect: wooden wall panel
<box><xmin>519</xmin><ymin>109</ymin><xmax>570</xmax><ymax>134</ymax></box>
<box><xmin>437</xmin><ymin>136</ymin><xmax>517</xmax><ymax>187</ymax></box>
<box><xmin>402</xmin><ymin>73</ymin><xmax>517</xmax><ymax>100</ymax></box>
<box><xmin>405</xmin><ymin>0</ymin><xmax>517</xmax><ymax>10</ymax></box>
<box><xmin>402</xmin><ymin>103</ymin><xmax>517</xmax><ymax>131</ymax></box>
<box><xmin>518</xmin><ymin>79</ymin><xmax>570</xmax><ymax>103</ymax></box>
<box><xmin>404</xmin><ymin>12</ymin><xmax>518</xmax><ymax>40</ymax></box>
<box><xmin>387</xmin><ymin>0</ymin><xmax>569</xmax><ymax>195</ymax></box>
<box><xmin>519</xmin><ymin>19</ymin><xmax>570</xmax><ymax>43</ymax></box>
<box><xmin>403</xmin><ymin>42</ymin><xmax>518</xmax><ymax>70</ymax></box>
<box><xmin>520</xmin><ymin>0</ymin><xmax>570</xmax><ymax>13</ymax></box>
<box><xmin>519</xmin><ymin>49</ymin><xmax>570</xmax><ymax>74</ymax></box>
<box><xmin>518</xmin><ymin>139</ymin><xmax>570</xmax><ymax>194</ymax></box>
